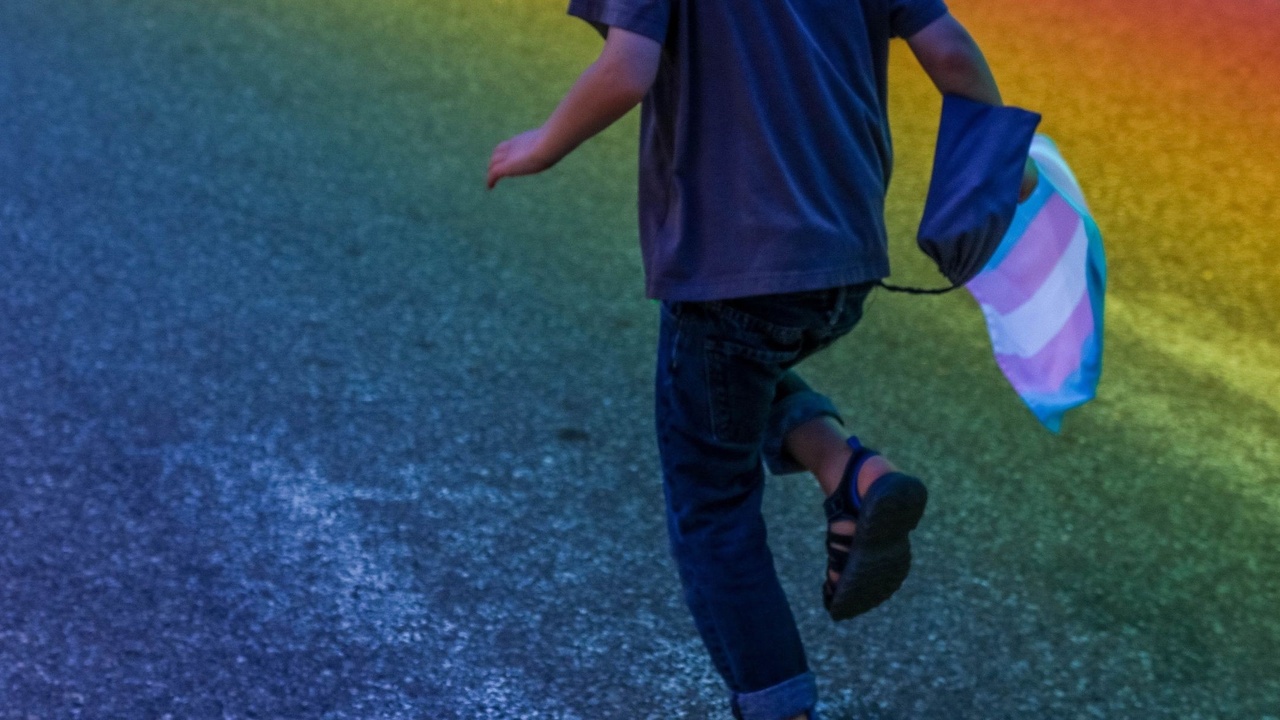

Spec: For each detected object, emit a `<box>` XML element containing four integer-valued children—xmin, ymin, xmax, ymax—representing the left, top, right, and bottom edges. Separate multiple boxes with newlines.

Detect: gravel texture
<box><xmin>1</xmin><ymin>1</ymin><xmax>1276</xmax><ymax>718</ymax></box>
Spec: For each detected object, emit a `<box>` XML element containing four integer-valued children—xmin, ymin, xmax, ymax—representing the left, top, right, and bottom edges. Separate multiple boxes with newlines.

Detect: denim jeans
<box><xmin>654</xmin><ymin>282</ymin><xmax>876</xmax><ymax>720</ymax></box>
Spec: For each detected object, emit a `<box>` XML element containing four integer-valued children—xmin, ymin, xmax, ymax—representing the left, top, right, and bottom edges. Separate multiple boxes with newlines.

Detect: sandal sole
<box><xmin>827</xmin><ymin>472</ymin><xmax>928</xmax><ymax>621</ymax></box>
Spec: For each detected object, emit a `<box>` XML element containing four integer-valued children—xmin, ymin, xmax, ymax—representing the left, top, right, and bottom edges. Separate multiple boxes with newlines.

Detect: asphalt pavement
<box><xmin>2</xmin><ymin>1</ymin><xmax>1277</xmax><ymax>718</ymax></box>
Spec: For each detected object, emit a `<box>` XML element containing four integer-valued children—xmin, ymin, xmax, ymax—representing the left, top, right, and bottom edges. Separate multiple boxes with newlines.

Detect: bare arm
<box><xmin>487</xmin><ymin>27</ymin><xmax>662</xmax><ymax>190</ymax></box>
<box><xmin>906</xmin><ymin>13</ymin><xmax>1001</xmax><ymax>105</ymax></box>
<box><xmin>907</xmin><ymin>13</ymin><xmax>1038</xmax><ymax>198</ymax></box>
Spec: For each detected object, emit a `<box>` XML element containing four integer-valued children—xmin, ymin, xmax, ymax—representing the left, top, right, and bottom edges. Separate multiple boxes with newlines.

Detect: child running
<box><xmin>487</xmin><ymin>2</ymin><xmax>1034</xmax><ymax>718</ymax></box>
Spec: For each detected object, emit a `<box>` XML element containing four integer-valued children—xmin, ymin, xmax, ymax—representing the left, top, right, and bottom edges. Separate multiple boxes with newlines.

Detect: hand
<box><xmin>1019</xmin><ymin>157</ymin><xmax>1039</xmax><ymax>203</ymax></box>
<box><xmin>487</xmin><ymin>127</ymin><xmax>556</xmax><ymax>190</ymax></box>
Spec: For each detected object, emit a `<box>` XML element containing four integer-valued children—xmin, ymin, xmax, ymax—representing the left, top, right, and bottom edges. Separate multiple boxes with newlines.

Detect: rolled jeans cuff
<box><xmin>763</xmin><ymin>390</ymin><xmax>844</xmax><ymax>476</ymax></box>
<box><xmin>732</xmin><ymin>671</ymin><xmax>819</xmax><ymax>720</ymax></box>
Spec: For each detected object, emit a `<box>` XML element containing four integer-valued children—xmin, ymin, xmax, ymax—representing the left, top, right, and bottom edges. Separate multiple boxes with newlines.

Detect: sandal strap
<box><xmin>826</xmin><ymin>546</ymin><xmax>850</xmax><ymax>570</ymax></box>
<box><xmin>822</xmin><ymin>435</ymin><xmax>880</xmax><ymax>522</ymax></box>
<box><xmin>827</xmin><ymin>527</ymin><xmax>852</xmax><ymax>570</ymax></box>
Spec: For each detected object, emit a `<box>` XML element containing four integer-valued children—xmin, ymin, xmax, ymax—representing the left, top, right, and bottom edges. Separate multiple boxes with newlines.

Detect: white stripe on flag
<box><xmin>1032</xmin><ymin>137</ymin><xmax>1091</xmax><ymax>214</ymax></box>
<box><xmin>985</xmin><ymin>217</ymin><xmax>1090</xmax><ymax>358</ymax></box>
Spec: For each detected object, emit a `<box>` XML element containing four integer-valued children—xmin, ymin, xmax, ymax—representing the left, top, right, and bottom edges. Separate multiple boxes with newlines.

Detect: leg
<box><xmin>784</xmin><ymin>416</ymin><xmax>903</xmax><ymax>600</ymax></box>
<box><xmin>763</xmin><ymin>373</ymin><xmax>903</xmax><ymax>601</ymax></box>
<box><xmin>763</xmin><ymin>371</ymin><xmax>897</xmax><ymax>496</ymax></box>
<box><xmin>778</xmin><ymin>410</ymin><xmax>927</xmax><ymax>620</ymax></box>
<box><xmin>783</xmin><ymin>415</ymin><xmax>897</xmax><ymax>499</ymax></box>
<box><xmin>750</xmin><ymin>282</ymin><xmax>926</xmax><ymax>621</ymax></box>
<box><xmin>655</xmin><ymin>301</ymin><xmax>817</xmax><ymax>720</ymax></box>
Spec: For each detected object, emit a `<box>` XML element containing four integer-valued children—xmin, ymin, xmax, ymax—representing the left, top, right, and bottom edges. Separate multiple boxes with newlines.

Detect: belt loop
<box><xmin>827</xmin><ymin>285</ymin><xmax>848</xmax><ymax>328</ymax></box>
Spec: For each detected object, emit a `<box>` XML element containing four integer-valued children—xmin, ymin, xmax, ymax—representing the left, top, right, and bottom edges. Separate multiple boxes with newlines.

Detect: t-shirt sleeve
<box><xmin>887</xmin><ymin>0</ymin><xmax>949</xmax><ymax>39</ymax></box>
<box><xmin>566</xmin><ymin>0</ymin><xmax>671</xmax><ymax>44</ymax></box>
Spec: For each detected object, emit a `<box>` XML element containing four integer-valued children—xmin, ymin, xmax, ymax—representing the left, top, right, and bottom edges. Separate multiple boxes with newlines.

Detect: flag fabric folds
<box><xmin>964</xmin><ymin>134</ymin><xmax>1107</xmax><ymax>432</ymax></box>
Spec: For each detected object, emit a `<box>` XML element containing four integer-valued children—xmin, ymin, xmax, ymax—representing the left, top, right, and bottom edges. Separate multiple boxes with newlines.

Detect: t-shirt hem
<box><xmin>646</xmin><ymin>263</ymin><xmax>891</xmax><ymax>302</ymax></box>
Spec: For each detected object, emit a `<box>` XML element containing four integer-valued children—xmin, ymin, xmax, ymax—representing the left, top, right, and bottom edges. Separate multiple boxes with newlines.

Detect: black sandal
<box><xmin>822</xmin><ymin>436</ymin><xmax>928</xmax><ymax>621</ymax></box>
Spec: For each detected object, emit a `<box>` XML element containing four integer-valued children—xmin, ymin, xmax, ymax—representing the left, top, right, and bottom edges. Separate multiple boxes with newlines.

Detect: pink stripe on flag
<box><xmin>994</xmin><ymin>291</ymin><xmax>1095</xmax><ymax>394</ymax></box>
<box><xmin>967</xmin><ymin>193</ymin><xmax>1082</xmax><ymax>315</ymax></box>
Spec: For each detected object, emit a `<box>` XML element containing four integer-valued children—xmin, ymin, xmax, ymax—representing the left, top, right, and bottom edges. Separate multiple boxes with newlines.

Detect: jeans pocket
<box><xmin>705</xmin><ymin>338</ymin><xmax>798</xmax><ymax>446</ymax></box>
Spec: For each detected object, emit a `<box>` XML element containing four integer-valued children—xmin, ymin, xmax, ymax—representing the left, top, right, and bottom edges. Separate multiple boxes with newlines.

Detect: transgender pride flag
<box><xmin>965</xmin><ymin>135</ymin><xmax>1107</xmax><ymax>432</ymax></box>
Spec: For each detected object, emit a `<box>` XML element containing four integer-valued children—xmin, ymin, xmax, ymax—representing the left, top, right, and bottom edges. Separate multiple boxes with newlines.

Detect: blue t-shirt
<box><xmin>567</xmin><ymin>0</ymin><xmax>949</xmax><ymax>301</ymax></box>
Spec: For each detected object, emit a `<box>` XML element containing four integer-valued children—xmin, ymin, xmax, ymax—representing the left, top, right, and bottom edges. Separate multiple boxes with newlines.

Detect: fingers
<box><xmin>487</xmin><ymin>141</ymin><xmax>509</xmax><ymax>190</ymax></box>
<box><xmin>486</xmin><ymin>130</ymin><xmax>547</xmax><ymax>190</ymax></box>
<box><xmin>487</xmin><ymin>158</ymin><xmax>510</xmax><ymax>190</ymax></box>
